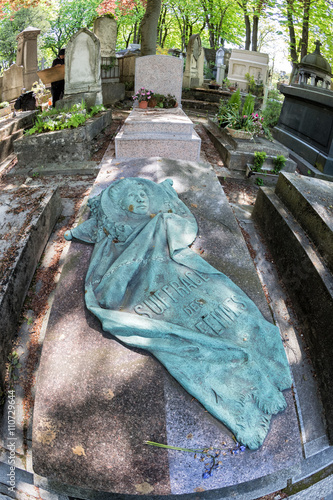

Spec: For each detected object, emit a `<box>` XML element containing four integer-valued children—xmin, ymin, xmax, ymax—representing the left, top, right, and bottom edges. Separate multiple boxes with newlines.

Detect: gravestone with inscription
<box><xmin>64</xmin><ymin>176</ymin><xmax>292</xmax><ymax>450</ymax></box>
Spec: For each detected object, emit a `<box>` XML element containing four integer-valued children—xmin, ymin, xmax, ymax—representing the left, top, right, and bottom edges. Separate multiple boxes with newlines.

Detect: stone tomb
<box><xmin>274</xmin><ymin>84</ymin><xmax>333</xmax><ymax>178</ymax></box>
<box><xmin>228</xmin><ymin>49</ymin><xmax>269</xmax><ymax>92</ymax></box>
<box><xmin>115</xmin><ymin>55</ymin><xmax>201</xmax><ymax>161</ymax></box>
<box><xmin>32</xmin><ymin>157</ymin><xmax>301</xmax><ymax>497</ymax></box>
<box><xmin>115</xmin><ymin>107</ymin><xmax>201</xmax><ymax>160</ymax></box>
<box><xmin>204</xmin><ymin>117</ymin><xmax>297</xmax><ymax>173</ymax></box>
<box><xmin>13</xmin><ymin>109</ymin><xmax>112</xmax><ymax>175</ymax></box>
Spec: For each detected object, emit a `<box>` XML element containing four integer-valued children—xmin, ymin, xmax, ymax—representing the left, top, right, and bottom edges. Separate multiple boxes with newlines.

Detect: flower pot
<box><xmin>148</xmin><ymin>97</ymin><xmax>157</xmax><ymax>108</ymax></box>
<box><xmin>225</xmin><ymin>127</ymin><xmax>253</xmax><ymax>140</ymax></box>
<box><xmin>139</xmin><ymin>101</ymin><xmax>148</xmax><ymax>109</ymax></box>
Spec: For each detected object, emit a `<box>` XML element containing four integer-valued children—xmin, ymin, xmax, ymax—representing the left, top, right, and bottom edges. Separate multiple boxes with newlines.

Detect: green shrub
<box><xmin>262</xmin><ymin>99</ymin><xmax>283</xmax><ymax>128</ymax></box>
<box><xmin>0</xmin><ymin>101</ymin><xmax>9</xmax><ymax>109</ymax></box>
<box><xmin>272</xmin><ymin>154</ymin><xmax>286</xmax><ymax>174</ymax></box>
<box><xmin>242</xmin><ymin>93</ymin><xmax>255</xmax><ymax>117</ymax></box>
<box><xmin>253</xmin><ymin>151</ymin><xmax>267</xmax><ymax>172</ymax></box>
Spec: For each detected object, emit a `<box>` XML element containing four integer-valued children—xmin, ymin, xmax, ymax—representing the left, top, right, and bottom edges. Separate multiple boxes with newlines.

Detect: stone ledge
<box><xmin>0</xmin><ymin>186</ymin><xmax>62</xmax><ymax>395</ymax></box>
<box><xmin>275</xmin><ymin>172</ymin><xmax>333</xmax><ymax>273</ymax></box>
<box><xmin>253</xmin><ymin>186</ymin><xmax>333</xmax><ymax>442</ymax></box>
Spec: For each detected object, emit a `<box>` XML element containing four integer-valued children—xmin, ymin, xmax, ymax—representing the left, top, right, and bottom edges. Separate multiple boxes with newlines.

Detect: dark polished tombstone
<box><xmin>274</xmin><ymin>84</ymin><xmax>333</xmax><ymax>177</ymax></box>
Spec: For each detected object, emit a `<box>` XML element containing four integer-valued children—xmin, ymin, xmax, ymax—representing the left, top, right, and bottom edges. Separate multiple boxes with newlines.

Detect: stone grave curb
<box><xmin>13</xmin><ymin>110</ymin><xmax>112</xmax><ymax>173</ymax></box>
<box><xmin>275</xmin><ymin>172</ymin><xmax>333</xmax><ymax>273</ymax></box>
<box><xmin>253</xmin><ymin>186</ymin><xmax>333</xmax><ymax>442</ymax></box>
<box><xmin>0</xmin><ymin>186</ymin><xmax>62</xmax><ymax>395</ymax></box>
<box><xmin>204</xmin><ymin>119</ymin><xmax>296</xmax><ymax>173</ymax></box>
<box><xmin>0</xmin><ymin>111</ymin><xmax>37</xmax><ymax>163</ymax></box>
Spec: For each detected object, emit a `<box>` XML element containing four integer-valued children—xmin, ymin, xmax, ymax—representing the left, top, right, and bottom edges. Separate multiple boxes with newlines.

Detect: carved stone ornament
<box><xmin>65</xmin><ymin>177</ymin><xmax>292</xmax><ymax>450</ymax></box>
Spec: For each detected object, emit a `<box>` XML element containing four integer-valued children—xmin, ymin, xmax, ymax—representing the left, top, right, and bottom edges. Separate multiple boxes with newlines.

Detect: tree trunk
<box><xmin>244</xmin><ymin>13</ymin><xmax>251</xmax><ymax>50</ymax></box>
<box><xmin>252</xmin><ymin>15</ymin><xmax>259</xmax><ymax>51</ymax></box>
<box><xmin>300</xmin><ymin>0</ymin><xmax>311</xmax><ymax>60</ymax></box>
<box><xmin>286</xmin><ymin>0</ymin><xmax>298</xmax><ymax>65</ymax></box>
<box><xmin>140</xmin><ymin>0</ymin><xmax>162</xmax><ymax>56</ymax></box>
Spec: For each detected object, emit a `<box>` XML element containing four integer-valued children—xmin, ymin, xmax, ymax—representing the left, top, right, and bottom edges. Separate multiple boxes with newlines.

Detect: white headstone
<box><xmin>135</xmin><ymin>55</ymin><xmax>183</xmax><ymax>105</ymax></box>
<box><xmin>65</xmin><ymin>28</ymin><xmax>102</xmax><ymax>100</ymax></box>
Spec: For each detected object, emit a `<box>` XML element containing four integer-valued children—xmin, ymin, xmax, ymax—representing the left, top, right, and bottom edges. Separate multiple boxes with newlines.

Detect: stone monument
<box><xmin>228</xmin><ymin>49</ymin><xmax>269</xmax><ymax>91</ymax></box>
<box><xmin>63</xmin><ymin>27</ymin><xmax>102</xmax><ymax>108</ymax></box>
<box><xmin>64</xmin><ymin>176</ymin><xmax>292</xmax><ymax>450</ymax></box>
<box><xmin>16</xmin><ymin>26</ymin><xmax>41</xmax><ymax>90</ymax></box>
<box><xmin>116</xmin><ymin>55</ymin><xmax>201</xmax><ymax>160</ymax></box>
<box><xmin>215</xmin><ymin>47</ymin><xmax>226</xmax><ymax>86</ymax></box>
<box><xmin>274</xmin><ymin>44</ymin><xmax>333</xmax><ymax>178</ymax></box>
<box><xmin>93</xmin><ymin>15</ymin><xmax>125</xmax><ymax>104</ymax></box>
<box><xmin>183</xmin><ymin>34</ymin><xmax>205</xmax><ymax>89</ymax></box>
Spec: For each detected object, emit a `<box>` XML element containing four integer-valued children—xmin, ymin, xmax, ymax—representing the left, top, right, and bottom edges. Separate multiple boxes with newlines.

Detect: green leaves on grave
<box><xmin>25</xmin><ymin>102</ymin><xmax>105</xmax><ymax>135</ymax></box>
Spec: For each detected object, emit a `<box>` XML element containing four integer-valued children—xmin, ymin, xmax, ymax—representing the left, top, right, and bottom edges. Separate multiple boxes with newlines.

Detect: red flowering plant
<box><xmin>132</xmin><ymin>88</ymin><xmax>154</xmax><ymax>103</ymax></box>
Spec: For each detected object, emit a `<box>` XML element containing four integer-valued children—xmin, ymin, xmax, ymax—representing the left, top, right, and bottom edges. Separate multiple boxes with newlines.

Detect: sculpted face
<box><xmin>121</xmin><ymin>187</ymin><xmax>149</xmax><ymax>214</ymax></box>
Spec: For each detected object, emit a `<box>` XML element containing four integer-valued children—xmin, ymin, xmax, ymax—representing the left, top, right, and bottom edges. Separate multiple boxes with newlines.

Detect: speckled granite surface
<box><xmin>32</xmin><ymin>158</ymin><xmax>302</xmax><ymax>495</ymax></box>
<box><xmin>115</xmin><ymin>108</ymin><xmax>201</xmax><ymax>161</ymax></box>
<box><xmin>135</xmin><ymin>55</ymin><xmax>183</xmax><ymax>105</ymax></box>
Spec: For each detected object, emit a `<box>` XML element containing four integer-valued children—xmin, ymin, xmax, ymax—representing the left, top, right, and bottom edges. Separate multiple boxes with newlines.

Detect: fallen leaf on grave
<box><xmin>150</xmin><ymin>213</ymin><xmax>156</xmax><ymax>218</ymax></box>
<box><xmin>187</xmin><ymin>433</ymin><xmax>193</xmax><ymax>439</ymax></box>
<box><xmin>135</xmin><ymin>482</ymin><xmax>154</xmax><ymax>494</ymax></box>
<box><xmin>72</xmin><ymin>446</ymin><xmax>86</xmax><ymax>457</ymax></box>
<box><xmin>195</xmin><ymin>487</ymin><xmax>206</xmax><ymax>492</ymax></box>
<box><xmin>105</xmin><ymin>389</ymin><xmax>115</xmax><ymax>400</ymax></box>
<box><xmin>191</xmin><ymin>203</ymin><xmax>198</xmax><ymax>208</ymax></box>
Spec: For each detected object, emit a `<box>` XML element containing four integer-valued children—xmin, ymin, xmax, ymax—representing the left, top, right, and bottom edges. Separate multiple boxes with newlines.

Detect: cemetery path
<box><xmin>0</xmin><ymin>109</ymin><xmax>326</xmax><ymax>500</ymax></box>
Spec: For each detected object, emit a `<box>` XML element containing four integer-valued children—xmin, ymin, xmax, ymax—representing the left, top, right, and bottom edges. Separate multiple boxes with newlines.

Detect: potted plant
<box><xmin>148</xmin><ymin>93</ymin><xmax>177</xmax><ymax>109</ymax></box>
<box><xmin>132</xmin><ymin>88</ymin><xmax>154</xmax><ymax>109</ymax></box>
<box><xmin>216</xmin><ymin>90</ymin><xmax>272</xmax><ymax>141</ymax></box>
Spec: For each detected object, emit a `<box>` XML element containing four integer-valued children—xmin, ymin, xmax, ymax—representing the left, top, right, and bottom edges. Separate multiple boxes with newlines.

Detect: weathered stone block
<box><xmin>0</xmin><ymin>186</ymin><xmax>61</xmax><ymax>397</ymax></box>
<box><xmin>13</xmin><ymin>110</ymin><xmax>112</xmax><ymax>172</ymax></box>
<box><xmin>253</xmin><ymin>185</ymin><xmax>333</xmax><ymax>442</ymax></box>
